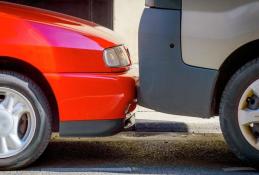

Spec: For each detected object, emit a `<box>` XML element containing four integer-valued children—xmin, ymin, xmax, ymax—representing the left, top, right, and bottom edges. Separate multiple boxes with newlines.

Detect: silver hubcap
<box><xmin>0</xmin><ymin>87</ymin><xmax>36</xmax><ymax>158</ymax></box>
<box><xmin>238</xmin><ymin>80</ymin><xmax>259</xmax><ymax>150</ymax></box>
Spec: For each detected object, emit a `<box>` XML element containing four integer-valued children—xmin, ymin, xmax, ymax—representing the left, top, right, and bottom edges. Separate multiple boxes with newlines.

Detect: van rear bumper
<box><xmin>138</xmin><ymin>7</ymin><xmax>218</xmax><ymax>118</ymax></box>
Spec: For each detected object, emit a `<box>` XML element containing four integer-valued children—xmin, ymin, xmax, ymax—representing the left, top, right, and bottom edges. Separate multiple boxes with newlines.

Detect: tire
<box><xmin>220</xmin><ymin>58</ymin><xmax>259</xmax><ymax>166</ymax></box>
<box><xmin>0</xmin><ymin>71</ymin><xmax>51</xmax><ymax>170</ymax></box>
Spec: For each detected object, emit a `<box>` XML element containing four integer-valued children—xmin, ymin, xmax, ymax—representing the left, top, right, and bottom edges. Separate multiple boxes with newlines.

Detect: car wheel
<box><xmin>220</xmin><ymin>58</ymin><xmax>259</xmax><ymax>165</ymax></box>
<box><xmin>0</xmin><ymin>71</ymin><xmax>51</xmax><ymax>170</ymax></box>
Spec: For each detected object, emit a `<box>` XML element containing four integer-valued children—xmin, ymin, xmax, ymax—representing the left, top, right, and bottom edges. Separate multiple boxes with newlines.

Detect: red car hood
<box><xmin>0</xmin><ymin>2</ymin><xmax>122</xmax><ymax>47</ymax></box>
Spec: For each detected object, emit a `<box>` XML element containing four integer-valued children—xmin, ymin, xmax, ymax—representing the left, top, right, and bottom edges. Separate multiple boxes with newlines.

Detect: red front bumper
<box><xmin>45</xmin><ymin>72</ymin><xmax>137</xmax><ymax>122</ymax></box>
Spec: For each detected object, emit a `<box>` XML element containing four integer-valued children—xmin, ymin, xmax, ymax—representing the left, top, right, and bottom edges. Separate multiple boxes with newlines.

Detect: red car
<box><xmin>0</xmin><ymin>2</ymin><xmax>137</xmax><ymax>169</ymax></box>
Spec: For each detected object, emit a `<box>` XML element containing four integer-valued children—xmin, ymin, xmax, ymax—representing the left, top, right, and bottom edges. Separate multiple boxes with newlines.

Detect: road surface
<box><xmin>1</xmin><ymin>132</ymin><xmax>258</xmax><ymax>175</ymax></box>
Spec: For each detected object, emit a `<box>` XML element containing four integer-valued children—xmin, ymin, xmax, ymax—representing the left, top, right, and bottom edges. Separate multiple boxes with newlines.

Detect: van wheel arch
<box><xmin>213</xmin><ymin>39</ymin><xmax>259</xmax><ymax>115</ymax></box>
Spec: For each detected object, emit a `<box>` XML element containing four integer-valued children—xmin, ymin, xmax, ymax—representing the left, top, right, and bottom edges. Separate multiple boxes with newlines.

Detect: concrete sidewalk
<box><xmin>135</xmin><ymin>106</ymin><xmax>221</xmax><ymax>133</ymax></box>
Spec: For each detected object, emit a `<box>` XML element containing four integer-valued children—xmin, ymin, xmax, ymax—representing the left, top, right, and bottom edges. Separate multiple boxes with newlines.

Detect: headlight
<box><xmin>103</xmin><ymin>46</ymin><xmax>131</xmax><ymax>67</ymax></box>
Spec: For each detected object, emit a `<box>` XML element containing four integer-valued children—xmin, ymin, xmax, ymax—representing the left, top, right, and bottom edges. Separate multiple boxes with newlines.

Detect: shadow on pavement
<box><xmin>136</xmin><ymin>120</ymin><xmax>189</xmax><ymax>132</ymax></box>
<box><xmin>23</xmin><ymin>134</ymin><xmax>256</xmax><ymax>174</ymax></box>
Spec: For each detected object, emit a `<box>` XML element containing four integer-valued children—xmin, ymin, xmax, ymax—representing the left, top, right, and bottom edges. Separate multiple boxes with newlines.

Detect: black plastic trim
<box><xmin>138</xmin><ymin>8</ymin><xmax>218</xmax><ymax>118</ymax></box>
<box><xmin>60</xmin><ymin>119</ymin><xmax>124</xmax><ymax>137</ymax></box>
<box><xmin>145</xmin><ymin>0</ymin><xmax>182</xmax><ymax>10</ymax></box>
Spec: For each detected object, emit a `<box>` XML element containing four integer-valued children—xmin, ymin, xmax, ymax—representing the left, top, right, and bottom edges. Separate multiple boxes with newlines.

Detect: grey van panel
<box><xmin>138</xmin><ymin>8</ymin><xmax>218</xmax><ymax>118</ymax></box>
<box><xmin>182</xmin><ymin>0</ymin><xmax>259</xmax><ymax>69</ymax></box>
<box><xmin>145</xmin><ymin>0</ymin><xmax>182</xmax><ymax>10</ymax></box>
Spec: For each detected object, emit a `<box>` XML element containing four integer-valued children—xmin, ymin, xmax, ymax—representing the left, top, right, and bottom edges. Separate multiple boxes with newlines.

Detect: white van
<box><xmin>139</xmin><ymin>0</ymin><xmax>259</xmax><ymax>164</ymax></box>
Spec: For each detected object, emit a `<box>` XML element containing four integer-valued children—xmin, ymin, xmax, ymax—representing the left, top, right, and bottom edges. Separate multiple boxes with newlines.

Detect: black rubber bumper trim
<box><xmin>60</xmin><ymin>119</ymin><xmax>124</xmax><ymax>137</ymax></box>
<box><xmin>138</xmin><ymin>8</ymin><xmax>218</xmax><ymax>118</ymax></box>
<box><xmin>145</xmin><ymin>0</ymin><xmax>182</xmax><ymax>10</ymax></box>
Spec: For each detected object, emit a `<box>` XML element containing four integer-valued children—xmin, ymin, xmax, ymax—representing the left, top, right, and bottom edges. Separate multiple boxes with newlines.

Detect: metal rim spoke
<box><xmin>0</xmin><ymin>137</ymin><xmax>8</xmax><ymax>154</ymax></box>
<box><xmin>0</xmin><ymin>87</ymin><xmax>36</xmax><ymax>159</ymax></box>
<box><xmin>2</xmin><ymin>94</ymin><xmax>15</xmax><ymax>113</ymax></box>
<box><xmin>239</xmin><ymin>109</ymin><xmax>259</xmax><ymax>126</ymax></box>
<box><xmin>11</xmin><ymin>115</ymin><xmax>20</xmax><ymax>135</ymax></box>
<box><xmin>12</xmin><ymin>103</ymin><xmax>28</xmax><ymax>117</ymax></box>
<box><xmin>250</xmin><ymin>80</ymin><xmax>259</xmax><ymax>97</ymax></box>
<box><xmin>6</xmin><ymin>134</ymin><xmax>22</xmax><ymax>149</ymax></box>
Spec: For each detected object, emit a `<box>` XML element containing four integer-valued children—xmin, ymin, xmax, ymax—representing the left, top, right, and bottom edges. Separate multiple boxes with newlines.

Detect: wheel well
<box><xmin>0</xmin><ymin>57</ymin><xmax>59</xmax><ymax>131</ymax></box>
<box><xmin>213</xmin><ymin>39</ymin><xmax>259</xmax><ymax>115</ymax></box>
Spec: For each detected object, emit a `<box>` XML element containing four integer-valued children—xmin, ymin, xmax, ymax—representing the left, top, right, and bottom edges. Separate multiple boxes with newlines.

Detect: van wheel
<box><xmin>220</xmin><ymin>58</ymin><xmax>259</xmax><ymax>165</ymax></box>
<box><xmin>0</xmin><ymin>71</ymin><xmax>51</xmax><ymax>170</ymax></box>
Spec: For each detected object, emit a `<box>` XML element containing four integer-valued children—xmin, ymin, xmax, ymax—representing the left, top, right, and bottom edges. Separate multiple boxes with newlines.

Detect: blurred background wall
<box><xmin>113</xmin><ymin>0</ymin><xmax>145</xmax><ymax>64</ymax></box>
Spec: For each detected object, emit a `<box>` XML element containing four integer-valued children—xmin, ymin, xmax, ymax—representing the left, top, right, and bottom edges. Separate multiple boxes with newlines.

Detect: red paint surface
<box><xmin>0</xmin><ymin>2</ymin><xmax>137</xmax><ymax>122</ymax></box>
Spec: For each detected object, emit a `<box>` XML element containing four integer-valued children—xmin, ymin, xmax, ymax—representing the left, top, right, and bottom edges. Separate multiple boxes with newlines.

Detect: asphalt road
<box><xmin>1</xmin><ymin>132</ymin><xmax>259</xmax><ymax>175</ymax></box>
